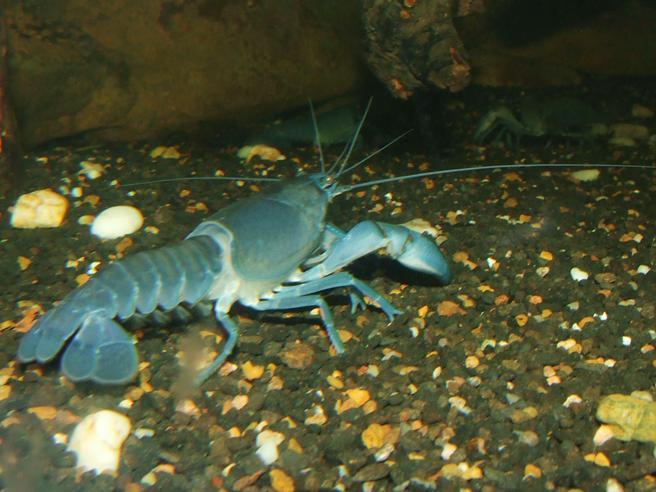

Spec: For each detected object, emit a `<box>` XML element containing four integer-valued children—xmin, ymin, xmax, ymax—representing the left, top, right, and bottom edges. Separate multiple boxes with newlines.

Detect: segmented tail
<box><xmin>18</xmin><ymin>235</ymin><xmax>223</xmax><ymax>384</ymax></box>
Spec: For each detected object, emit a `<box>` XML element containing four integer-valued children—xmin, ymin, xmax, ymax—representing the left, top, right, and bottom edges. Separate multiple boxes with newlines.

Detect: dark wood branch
<box><xmin>363</xmin><ymin>0</ymin><xmax>483</xmax><ymax>99</ymax></box>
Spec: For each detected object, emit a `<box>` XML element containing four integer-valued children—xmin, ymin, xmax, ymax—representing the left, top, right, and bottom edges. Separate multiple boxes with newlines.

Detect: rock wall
<box><xmin>3</xmin><ymin>0</ymin><xmax>656</xmax><ymax>147</ymax></box>
<box><xmin>5</xmin><ymin>0</ymin><xmax>366</xmax><ymax>146</ymax></box>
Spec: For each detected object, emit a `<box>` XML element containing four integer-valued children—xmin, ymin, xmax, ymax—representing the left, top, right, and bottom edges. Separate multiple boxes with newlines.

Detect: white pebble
<box><xmin>593</xmin><ymin>425</ymin><xmax>616</xmax><ymax>446</ymax></box>
<box><xmin>255</xmin><ymin>430</ymin><xmax>285</xmax><ymax>465</ymax></box>
<box><xmin>441</xmin><ymin>442</ymin><xmax>457</xmax><ymax>460</ymax></box>
<box><xmin>375</xmin><ymin>442</ymin><xmax>395</xmax><ymax>462</ymax></box>
<box><xmin>11</xmin><ymin>189</ymin><xmax>69</xmax><ymax>228</ymax></box>
<box><xmin>570</xmin><ymin>267</ymin><xmax>589</xmax><ymax>282</ymax></box>
<box><xmin>134</xmin><ymin>428</ymin><xmax>155</xmax><ymax>439</ymax></box>
<box><xmin>91</xmin><ymin>205</ymin><xmax>143</xmax><ymax>240</ymax></box>
<box><xmin>637</xmin><ymin>265</ymin><xmax>650</xmax><ymax>274</ymax></box>
<box><xmin>67</xmin><ymin>410</ymin><xmax>131</xmax><ymax>475</ymax></box>
<box><xmin>256</xmin><ymin>442</ymin><xmax>279</xmax><ymax>466</ymax></box>
<box><xmin>563</xmin><ymin>394</ymin><xmax>583</xmax><ymax>407</ymax></box>
<box><xmin>606</xmin><ymin>478</ymin><xmax>624</xmax><ymax>492</ymax></box>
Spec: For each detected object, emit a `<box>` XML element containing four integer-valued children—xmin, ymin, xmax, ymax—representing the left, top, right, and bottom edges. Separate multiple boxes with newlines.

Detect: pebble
<box><xmin>256</xmin><ymin>430</ymin><xmax>285</xmax><ymax>465</ymax></box>
<box><xmin>607</xmin><ymin>478</ymin><xmax>625</xmax><ymax>492</ymax></box>
<box><xmin>401</xmin><ymin>217</ymin><xmax>439</xmax><ymax>238</ymax></box>
<box><xmin>631</xmin><ymin>103</ymin><xmax>654</xmax><ymax>119</ymax></box>
<box><xmin>11</xmin><ymin>189</ymin><xmax>69</xmax><ymax>228</ymax></box>
<box><xmin>78</xmin><ymin>214</ymin><xmax>95</xmax><ymax>225</ymax></box>
<box><xmin>596</xmin><ymin>393</ymin><xmax>656</xmax><ymax>444</ymax></box>
<box><xmin>563</xmin><ymin>394</ymin><xmax>583</xmax><ymax>407</ymax></box>
<box><xmin>593</xmin><ymin>425</ymin><xmax>616</xmax><ymax>446</ymax></box>
<box><xmin>361</xmin><ymin>423</ymin><xmax>398</xmax><ymax>449</ymax></box>
<box><xmin>523</xmin><ymin>464</ymin><xmax>542</xmax><ymax>479</ymax></box>
<box><xmin>67</xmin><ymin>409</ymin><xmax>131</xmax><ymax>475</ymax></box>
<box><xmin>150</xmin><ymin>146</ymin><xmax>181</xmax><ymax>159</ymax></box>
<box><xmin>515</xmin><ymin>430</ymin><xmax>539</xmax><ymax>446</ymax></box>
<box><xmin>237</xmin><ymin>144</ymin><xmax>286</xmax><ymax>163</ymax></box>
<box><xmin>353</xmin><ymin>463</ymin><xmax>390</xmax><ymax>482</ymax></box>
<box><xmin>91</xmin><ymin>205</ymin><xmax>144</xmax><ymax>239</ymax></box>
<box><xmin>269</xmin><ymin>469</ymin><xmax>295</xmax><ymax>492</ymax></box>
<box><xmin>570</xmin><ymin>267</ymin><xmax>589</xmax><ymax>282</ymax></box>
<box><xmin>611</xmin><ymin>123</ymin><xmax>649</xmax><ymax>140</ymax></box>
<box><xmin>441</xmin><ymin>442</ymin><xmax>458</xmax><ymax>459</ymax></box>
<box><xmin>569</xmin><ymin>169</ymin><xmax>600</xmax><ymax>182</ymax></box>
<box><xmin>608</xmin><ymin>136</ymin><xmax>636</xmax><ymax>147</ymax></box>
<box><xmin>439</xmin><ymin>462</ymin><xmax>483</xmax><ymax>480</ymax></box>
<box><xmin>79</xmin><ymin>161</ymin><xmax>105</xmax><ymax>179</ymax></box>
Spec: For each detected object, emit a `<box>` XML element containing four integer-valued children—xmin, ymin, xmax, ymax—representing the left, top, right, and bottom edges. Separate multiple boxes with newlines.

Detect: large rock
<box><xmin>5</xmin><ymin>0</ymin><xmax>366</xmax><ymax>146</ymax></box>
<box><xmin>4</xmin><ymin>0</ymin><xmax>656</xmax><ymax>150</ymax></box>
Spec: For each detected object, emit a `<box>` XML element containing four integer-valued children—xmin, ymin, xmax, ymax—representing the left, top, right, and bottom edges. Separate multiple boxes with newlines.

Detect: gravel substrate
<box><xmin>1</xmin><ymin>82</ymin><xmax>655</xmax><ymax>491</ymax></box>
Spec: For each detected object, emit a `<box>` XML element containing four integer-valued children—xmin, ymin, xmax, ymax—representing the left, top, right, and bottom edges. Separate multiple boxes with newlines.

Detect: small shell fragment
<box><xmin>91</xmin><ymin>205</ymin><xmax>144</xmax><ymax>240</ymax></box>
<box><xmin>11</xmin><ymin>189</ymin><xmax>68</xmax><ymax>228</ymax></box>
<box><xmin>67</xmin><ymin>410</ymin><xmax>131</xmax><ymax>475</ymax></box>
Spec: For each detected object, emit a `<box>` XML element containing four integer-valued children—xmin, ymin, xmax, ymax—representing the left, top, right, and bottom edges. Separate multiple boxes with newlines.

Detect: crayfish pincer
<box><xmin>17</xmin><ymin>106</ymin><xmax>452</xmax><ymax>386</ymax></box>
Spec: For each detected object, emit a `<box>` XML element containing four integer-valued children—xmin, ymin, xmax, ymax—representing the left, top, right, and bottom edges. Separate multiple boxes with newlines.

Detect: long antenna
<box><xmin>308</xmin><ymin>99</ymin><xmax>325</xmax><ymax>174</ymax></box>
<box><xmin>337</xmin><ymin>98</ymin><xmax>373</xmax><ymax>178</ymax></box>
<box><xmin>119</xmin><ymin>175</ymin><xmax>281</xmax><ymax>188</ymax></box>
<box><xmin>338</xmin><ymin>162</ymin><xmax>655</xmax><ymax>193</ymax></box>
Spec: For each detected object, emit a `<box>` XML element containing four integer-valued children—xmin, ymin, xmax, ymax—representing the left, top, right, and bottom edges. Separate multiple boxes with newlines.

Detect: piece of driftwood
<box><xmin>363</xmin><ymin>0</ymin><xmax>484</xmax><ymax>98</ymax></box>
